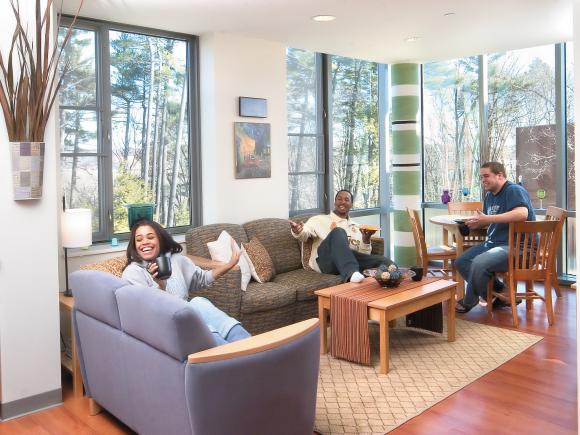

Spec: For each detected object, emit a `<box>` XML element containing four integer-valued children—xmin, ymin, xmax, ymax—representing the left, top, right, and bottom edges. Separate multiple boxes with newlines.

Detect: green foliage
<box><xmin>113</xmin><ymin>165</ymin><xmax>155</xmax><ymax>233</ymax></box>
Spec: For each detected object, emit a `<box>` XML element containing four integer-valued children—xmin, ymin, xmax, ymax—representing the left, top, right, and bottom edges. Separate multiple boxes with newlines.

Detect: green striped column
<box><xmin>391</xmin><ymin>63</ymin><xmax>421</xmax><ymax>267</ymax></box>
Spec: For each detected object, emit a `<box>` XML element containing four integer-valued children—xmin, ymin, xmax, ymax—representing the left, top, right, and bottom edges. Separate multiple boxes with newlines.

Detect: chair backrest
<box><xmin>407</xmin><ymin>208</ymin><xmax>427</xmax><ymax>269</ymax></box>
<box><xmin>508</xmin><ymin>220</ymin><xmax>559</xmax><ymax>280</ymax></box>
<box><xmin>545</xmin><ymin>206</ymin><xmax>567</xmax><ymax>241</ymax></box>
<box><xmin>545</xmin><ymin>206</ymin><xmax>567</xmax><ymax>268</ymax></box>
<box><xmin>447</xmin><ymin>201</ymin><xmax>483</xmax><ymax>215</ymax></box>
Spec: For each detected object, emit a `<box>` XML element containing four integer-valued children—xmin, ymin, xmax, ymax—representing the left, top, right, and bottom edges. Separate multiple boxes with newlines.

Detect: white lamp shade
<box><xmin>62</xmin><ymin>208</ymin><xmax>92</xmax><ymax>248</ymax></box>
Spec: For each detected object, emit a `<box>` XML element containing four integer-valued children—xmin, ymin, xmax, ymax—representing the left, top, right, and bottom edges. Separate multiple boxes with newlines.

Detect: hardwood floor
<box><xmin>0</xmin><ymin>286</ymin><xmax>576</xmax><ymax>434</ymax></box>
<box><xmin>393</xmin><ymin>284</ymin><xmax>577</xmax><ymax>435</ymax></box>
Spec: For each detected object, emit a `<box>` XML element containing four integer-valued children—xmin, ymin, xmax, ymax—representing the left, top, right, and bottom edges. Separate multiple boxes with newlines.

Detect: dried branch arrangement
<box><xmin>0</xmin><ymin>0</ymin><xmax>83</xmax><ymax>142</ymax></box>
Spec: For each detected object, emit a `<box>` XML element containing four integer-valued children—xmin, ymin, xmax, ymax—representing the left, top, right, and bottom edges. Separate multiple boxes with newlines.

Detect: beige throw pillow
<box><xmin>207</xmin><ymin>230</ymin><xmax>252</xmax><ymax>291</ymax></box>
<box><xmin>242</xmin><ymin>237</ymin><xmax>276</xmax><ymax>283</ymax></box>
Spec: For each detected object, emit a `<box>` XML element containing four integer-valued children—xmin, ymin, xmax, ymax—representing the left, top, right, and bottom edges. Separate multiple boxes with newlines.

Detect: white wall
<box><xmin>0</xmin><ymin>1</ymin><xmax>62</xmax><ymax>411</ymax></box>
<box><xmin>199</xmin><ymin>32</ymin><xmax>288</xmax><ymax>224</ymax></box>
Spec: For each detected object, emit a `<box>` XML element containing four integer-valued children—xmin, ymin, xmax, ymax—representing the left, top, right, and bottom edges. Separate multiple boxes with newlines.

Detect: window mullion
<box><xmin>99</xmin><ymin>23</ymin><xmax>114</xmax><ymax>241</ymax></box>
<box><xmin>321</xmin><ymin>53</ymin><xmax>332</xmax><ymax>214</ymax></box>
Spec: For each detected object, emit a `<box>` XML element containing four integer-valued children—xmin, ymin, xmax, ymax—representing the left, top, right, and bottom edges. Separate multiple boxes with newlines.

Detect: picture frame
<box><xmin>234</xmin><ymin>122</ymin><xmax>271</xmax><ymax>179</ymax></box>
<box><xmin>238</xmin><ymin>97</ymin><xmax>267</xmax><ymax>118</ymax></box>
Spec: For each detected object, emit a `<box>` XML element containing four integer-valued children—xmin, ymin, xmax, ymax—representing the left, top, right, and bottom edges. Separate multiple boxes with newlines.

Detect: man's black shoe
<box><xmin>493</xmin><ymin>278</ymin><xmax>505</xmax><ymax>293</ymax></box>
<box><xmin>492</xmin><ymin>296</ymin><xmax>523</xmax><ymax>308</ymax></box>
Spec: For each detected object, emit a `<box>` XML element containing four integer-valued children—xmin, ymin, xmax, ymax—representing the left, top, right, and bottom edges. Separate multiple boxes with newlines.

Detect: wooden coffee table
<box><xmin>315</xmin><ymin>278</ymin><xmax>456</xmax><ymax>374</ymax></box>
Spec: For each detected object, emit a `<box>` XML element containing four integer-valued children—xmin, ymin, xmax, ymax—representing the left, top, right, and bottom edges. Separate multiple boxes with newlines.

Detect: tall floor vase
<box><xmin>10</xmin><ymin>142</ymin><xmax>45</xmax><ymax>200</ymax></box>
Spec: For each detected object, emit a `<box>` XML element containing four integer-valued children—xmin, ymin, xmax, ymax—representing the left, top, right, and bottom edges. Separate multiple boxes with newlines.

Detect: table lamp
<box><xmin>62</xmin><ymin>208</ymin><xmax>92</xmax><ymax>297</ymax></box>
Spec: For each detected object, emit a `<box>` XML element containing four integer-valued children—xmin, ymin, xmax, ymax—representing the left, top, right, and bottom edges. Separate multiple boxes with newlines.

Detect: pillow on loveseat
<box><xmin>242</xmin><ymin>237</ymin><xmax>276</xmax><ymax>283</ymax></box>
<box><xmin>207</xmin><ymin>230</ymin><xmax>252</xmax><ymax>291</ymax></box>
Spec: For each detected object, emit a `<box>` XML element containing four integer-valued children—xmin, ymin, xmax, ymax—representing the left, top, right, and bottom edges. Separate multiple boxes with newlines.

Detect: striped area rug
<box><xmin>314</xmin><ymin>318</ymin><xmax>542</xmax><ymax>434</ymax></box>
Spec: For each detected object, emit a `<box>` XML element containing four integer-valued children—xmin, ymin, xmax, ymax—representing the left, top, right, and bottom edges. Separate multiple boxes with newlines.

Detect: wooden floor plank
<box><xmin>0</xmin><ymin>285</ymin><xmax>576</xmax><ymax>434</ymax></box>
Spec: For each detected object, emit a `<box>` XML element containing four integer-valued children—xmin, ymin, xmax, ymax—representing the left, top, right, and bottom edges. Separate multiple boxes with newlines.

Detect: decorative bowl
<box><xmin>363</xmin><ymin>267</ymin><xmax>415</xmax><ymax>288</ymax></box>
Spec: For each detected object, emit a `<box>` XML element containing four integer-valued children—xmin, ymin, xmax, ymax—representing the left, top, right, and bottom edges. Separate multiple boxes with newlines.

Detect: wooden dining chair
<box><xmin>447</xmin><ymin>201</ymin><xmax>487</xmax><ymax>249</ymax></box>
<box><xmin>487</xmin><ymin>220</ymin><xmax>559</xmax><ymax>327</ymax></box>
<box><xmin>407</xmin><ymin>208</ymin><xmax>456</xmax><ymax>278</ymax></box>
<box><xmin>545</xmin><ymin>206</ymin><xmax>567</xmax><ymax>297</ymax></box>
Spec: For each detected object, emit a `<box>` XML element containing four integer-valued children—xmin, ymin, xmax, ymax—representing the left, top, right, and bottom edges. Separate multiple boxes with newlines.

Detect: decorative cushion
<box><xmin>242</xmin><ymin>237</ymin><xmax>276</xmax><ymax>283</ymax></box>
<box><xmin>301</xmin><ymin>239</ymin><xmax>314</xmax><ymax>271</ymax></box>
<box><xmin>207</xmin><ymin>230</ymin><xmax>252</xmax><ymax>291</ymax></box>
<box><xmin>80</xmin><ymin>255</ymin><xmax>126</xmax><ymax>277</ymax></box>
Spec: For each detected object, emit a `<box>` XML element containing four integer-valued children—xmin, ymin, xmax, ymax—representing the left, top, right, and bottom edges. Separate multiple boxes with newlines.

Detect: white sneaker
<box><xmin>350</xmin><ymin>271</ymin><xmax>364</xmax><ymax>283</ymax></box>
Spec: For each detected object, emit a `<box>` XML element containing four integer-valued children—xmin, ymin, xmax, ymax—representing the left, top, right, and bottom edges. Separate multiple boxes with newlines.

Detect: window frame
<box><xmin>287</xmin><ymin>50</ymin><xmax>326</xmax><ymax>215</ymax></box>
<box><xmin>59</xmin><ymin>16</ymin><xmax>201</xmax><ymax>242</ymax></box>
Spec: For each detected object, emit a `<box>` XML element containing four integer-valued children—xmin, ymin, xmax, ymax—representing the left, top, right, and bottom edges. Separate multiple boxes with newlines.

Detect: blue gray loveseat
<box><xmin>70</xmin><ymin>270</ymin><xmax>320</xmax><ymax>435</ymax></box>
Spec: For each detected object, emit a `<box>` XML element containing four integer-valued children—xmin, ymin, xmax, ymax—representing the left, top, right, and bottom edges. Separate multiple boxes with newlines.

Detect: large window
<box><xmin>488</xmin><ymin>45</ymin><xmax>556</xmax><ymax>209</ymax></box>
<box><xmin>330</xmin><ymin>56</ymin><xmax>379</xmax><ymax>210</ymax></box>
<box><xmin>423</xmin><ymin>43</ymin><xmax>576</xmax><ymax>278</ymax></box>
<box><xmin>287</xmin><ymin>48</ymin><xmax>323</xmax><ymax>213</ymax></box>
<box><xmin>423</xmin><ymin>57</ymin><xmax>480</xmax><ymax>202</ymax></box>
<box><xmin>287</xmin><ymin>50</ymin><xmax>382</xmax><ymax>215</ymax></box>
<box><xmin>59</xmin><ymin>20</ymin><xmax>199</xmax><ymax>241</ymax></box>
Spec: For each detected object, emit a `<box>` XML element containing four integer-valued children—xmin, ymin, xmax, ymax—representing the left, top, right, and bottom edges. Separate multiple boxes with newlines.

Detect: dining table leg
<box><xmin>449</xmin><ymin>225</ymin><xmax>464</xmax><ymax>299</ymax></box>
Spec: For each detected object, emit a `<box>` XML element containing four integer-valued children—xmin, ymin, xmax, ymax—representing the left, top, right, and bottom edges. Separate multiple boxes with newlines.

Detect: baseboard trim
<box><xmin>0</xmin><ymin>388</ymin><xmax>62</xmax><ymax>421</ymax></box>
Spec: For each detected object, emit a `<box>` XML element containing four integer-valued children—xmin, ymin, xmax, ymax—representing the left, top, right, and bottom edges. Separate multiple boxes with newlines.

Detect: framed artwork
<box><xmin>238</xmin><ymin>97</ymin><xmax>267</xmax><ymax>118</ymax></box>
<box><xmin>234</xmin><ymin>122</ymin><xmax>271</xmax><ymax>179</ymax></box>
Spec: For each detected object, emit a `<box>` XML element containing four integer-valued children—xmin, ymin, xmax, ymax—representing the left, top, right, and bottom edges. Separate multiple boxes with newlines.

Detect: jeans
<box><xmin>212</xmin><ymin>324</ymin><xmax>252</xmax><ymax>345</ymax></box>
<box><xmin>455</xmin><ymin>243</ymin><xmax>509</xmax><ymax>306</ymax></box>
<box><xmin>316</xmin><ymin>228</ymin><xmax>393</xmax><ymax>282</ymax></box>
<box><xmin>188</xmin><ymin>296</ymin><xmax>249</xmax><ymax>340</ymax></box>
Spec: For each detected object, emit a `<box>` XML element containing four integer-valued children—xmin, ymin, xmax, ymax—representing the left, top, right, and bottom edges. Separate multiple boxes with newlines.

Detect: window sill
<box><xmin>67</xmin><ymin>234</ymin><xmax>186</xmax><ymax>258</ymax></box>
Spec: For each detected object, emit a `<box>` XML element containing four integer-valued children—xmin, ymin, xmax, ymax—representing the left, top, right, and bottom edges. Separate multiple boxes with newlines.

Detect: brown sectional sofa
<box><xmin>186</xmin><ymin>216</ymin><xmax>384</xmax><ymax>334</ymax></box>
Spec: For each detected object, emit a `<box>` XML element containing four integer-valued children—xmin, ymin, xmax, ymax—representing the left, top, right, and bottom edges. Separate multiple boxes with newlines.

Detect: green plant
<box><xmin>0</xmin><ymin>0</ymin><xmax>82</xmax><ymax>142</ymax></box>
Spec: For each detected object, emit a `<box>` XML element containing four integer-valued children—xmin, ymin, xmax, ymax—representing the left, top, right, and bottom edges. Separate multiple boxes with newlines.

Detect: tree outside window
<box><xmin>330</xmin><ymin>56</ymin><xmax>379</xmax><ymax>210</ymax></box>
<box><xmin>423</xmin><ymin>57</ymin><xmax>480</xmax><ymax>203</ymax></box>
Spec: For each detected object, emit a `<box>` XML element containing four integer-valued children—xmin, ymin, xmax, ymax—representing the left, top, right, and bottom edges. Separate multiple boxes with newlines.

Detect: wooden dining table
<box><xmin>429</xmin><ymin>214</ymin><xmax>488</xmax><ymax>299</ymax></box>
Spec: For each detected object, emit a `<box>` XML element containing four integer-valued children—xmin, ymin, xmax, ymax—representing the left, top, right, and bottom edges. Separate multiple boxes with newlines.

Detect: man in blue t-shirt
<box><xmin>455</xmin><ymin>162</ymin><xmax>535</xmax><ymax>313</ymax></box>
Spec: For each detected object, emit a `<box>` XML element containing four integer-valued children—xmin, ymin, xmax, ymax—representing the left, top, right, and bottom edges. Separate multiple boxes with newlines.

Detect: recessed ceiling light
<box><xmin>404</xmin><ymin>36</ymin><xmax>421</xmax><ymax>43</ymax></box>
<box><xmin>312</xmin><ymin>15</ymin><xmax>336</xmax><ymax>22</ymax></box>
<box><xmin>443</xmin><ymin>12</ymin><xmax>456</xmax><ymax>17</ymax></box>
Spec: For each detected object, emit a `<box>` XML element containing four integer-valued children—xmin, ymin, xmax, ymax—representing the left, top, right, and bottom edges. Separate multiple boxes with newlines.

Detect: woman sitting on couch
<box><xmin>122</xmin><ymin>219</ymin><xmax>250</xmax><ymax>344</ymax></box>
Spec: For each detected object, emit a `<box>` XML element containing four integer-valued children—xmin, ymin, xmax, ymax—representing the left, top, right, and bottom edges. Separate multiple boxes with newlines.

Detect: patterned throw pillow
<box><xmin>80</xmin><ymin>255</ymin><xmax>126</xmax><ymax>277</ymax></box>
<box><xmin>242</xmin><ymin>237</ymin><xmax>276</xmax><ymax>283</ymax></box>
<box><xmin>301</xmin><ymin>239</ymin><xmax>314</xmax><ymax>271</ymax></box>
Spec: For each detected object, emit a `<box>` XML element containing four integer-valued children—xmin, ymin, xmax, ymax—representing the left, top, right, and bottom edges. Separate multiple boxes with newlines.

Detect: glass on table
<box><xmin>536</xmin><ymin>189</ymin><xmax>546</xmax><ymax>209</ymax></box>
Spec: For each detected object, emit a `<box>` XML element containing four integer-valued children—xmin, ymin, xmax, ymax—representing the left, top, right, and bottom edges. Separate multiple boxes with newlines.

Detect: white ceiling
<box><xmin>61</xmin><ymin>0</ymin><xmax>573</xmax><ymax>64</ymax></box>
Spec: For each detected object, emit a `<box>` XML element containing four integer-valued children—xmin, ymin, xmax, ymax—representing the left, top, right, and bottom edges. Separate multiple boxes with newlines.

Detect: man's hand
<box><xmin>288</xmin><ymin>220</ymin><xmax>303</xmax><ymax>235</ymax></box>
<box><xmin>465</xmin><ymin>210</ymin><xmax>488</xmax><ymax>229</ymax></box>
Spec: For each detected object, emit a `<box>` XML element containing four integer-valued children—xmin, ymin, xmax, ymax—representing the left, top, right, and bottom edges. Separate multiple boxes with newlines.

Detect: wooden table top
<box><xmin>429</xmin><ymin>214</ymin><xmax>469</xmax><ymax>226</ymax></box>
<box><xmin>315</xmin><ymin>277</ymin><xmax>456</xmax><ymax>307</ymax></box>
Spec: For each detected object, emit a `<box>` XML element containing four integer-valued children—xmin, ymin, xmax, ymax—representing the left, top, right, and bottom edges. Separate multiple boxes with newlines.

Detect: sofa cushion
<box><xmin>243</xmin><ymin>218</ymin><xmax>302</xmax><ymax>274</ymax></box>
<box><xmin>243</xmin><ymin>237</ymin><xmax>276</xmax><ymax>283</ymax></box>
<box><xmin>241</xmin><ymin>281</ymin><xmax>296</xmax><ymax>314</ymax></box>
<box><xmin>186</xmin><ymin>223</ymin><xmax>248</xmax><ymax>258</ymax></box>
<box><xmin>272</xmin><ymin>269</ymin><xmax>342</xmax><ymax>301</ymax></box>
